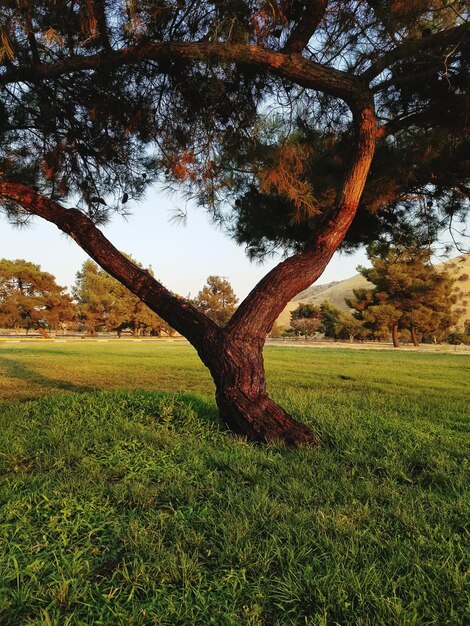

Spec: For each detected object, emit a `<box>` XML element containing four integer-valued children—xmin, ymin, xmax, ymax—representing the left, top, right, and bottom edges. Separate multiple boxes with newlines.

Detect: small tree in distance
<box><xmin>290</xmin><ymin>303</ymin><xmax>322</xmax><ymax>339</ymax></box>
<box><xmin>319</xmin><ymin>301</ymin><xmax>368</xmax><ymax>342</ymax></box>
<box><xmin>336</xmin><ymin>312</ymin><xmax>368</xmax><ymax>343</ymax></box>
<box><xmin>73</xmin><ymin>260</ymin><xmax>117</xmax><ymax>336</ymax></box>
<box><xmin>74</xmin><ymin>259</ymin><xmax>173</xmax><ymax>336</ymax></box>
<box><xmin>348</xmin><ymin>246</ymin><xmax>456</xmax><ymax>347</ymax></box>
<box><xmin>192</xmin><ymin>276</ymin><xmax>238</xmax><ymax>327</ymax></box>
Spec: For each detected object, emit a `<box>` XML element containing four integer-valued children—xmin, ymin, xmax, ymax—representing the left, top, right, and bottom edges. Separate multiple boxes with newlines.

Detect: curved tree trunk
<box><xmin>23</xmin><ymin>308</ymin><xmax>50</xmax><ymax>338</ymax></box>
<box><xmin>0</xmin><ymin>99</ymin><xmax>376</xmax><ymax>446</ymax></box>
<box><xmin>0</xmin><ymin>7</ymin><xmax>465</xmax><ymax>446</ymax></box>
<box><xmin>201</xmin><ymin>336</ymin><xmax>320</xmax><ymax>445</ymax></box>
<box><xmin>411</xmin><ymin>326</ymin><xmax>419</xmax><ymax>347</ymax></box>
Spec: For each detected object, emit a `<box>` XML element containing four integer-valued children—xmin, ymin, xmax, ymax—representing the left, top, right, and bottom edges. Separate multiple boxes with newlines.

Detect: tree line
<box><xmin>0</xmin><ymin>259</ymin><xmax>237</xmax><ymax>338</ymax></box>
<box><xmin>285</xmin><ymin>245</ymin><xmax>469</xmax><ymax>346</ymax></box>
<box><xmin>2</xmin><ymin>246</ymin><xmax>467</xmax><ymax>345</ymax></box>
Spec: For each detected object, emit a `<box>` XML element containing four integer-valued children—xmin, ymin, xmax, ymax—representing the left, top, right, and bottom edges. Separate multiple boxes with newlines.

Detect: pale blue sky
<box><xmin>1</xmin><ymin>186</ymin><xmax>368</xmax><ymax>300</ymax></box>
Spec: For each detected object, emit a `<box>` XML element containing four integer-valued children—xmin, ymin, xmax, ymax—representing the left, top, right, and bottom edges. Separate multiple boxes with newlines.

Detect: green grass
<box><xmin>0</xmin><ymin>342</ymin><xmax>468</xmax><ymax>625</ymax></box>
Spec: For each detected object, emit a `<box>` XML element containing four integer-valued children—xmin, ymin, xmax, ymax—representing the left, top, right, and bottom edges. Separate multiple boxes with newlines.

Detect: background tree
<box><xmin>319</xmin><ymin>301</ymin><xmax>342</xmax><ymax>340</ymax></box>
<box><xmin>0</xmin><ymin>259</ymin><xmax>76</xmax><ymax>337</ymax></box>
<box><xmin>290</xmin><ymin>303</ymin><xmax>323</xmax><ymax>339</ymax></box>
<box><xmin>318</xmin><ymin>301</ymin><xmax>368</xmax><ymax>342</ymax></box>
<box><xmin>0</xmin><ymin>2</ymin><xmax>468</xmax><ymax>443</ymax></box>
<box><xmin>192</xmin><ymin>276</ymin><xmax>238</xmax><ymax>327</ymax></box>
<box><xmin>335</xmin><ymin>313</ymin><xmax>368</xmax><ymax>343</ymax></box>
<box><xmin>348</xmin><ymin>246</ymin><xmax>457</xmax><ymax>346</ymax></box>
<box><xmin>348</xmin><ymin>292</ymin><xmax>402</xmax><ymax>344</ymax></box>
<box><xmin>73</xmin><ymin>260</ymin><xmax>117</xmax><ymax>336</ymax></box>
<box><xmin>74</xmin><ymin>259</ymin><xmax>173</xmax><ymax>336</ymax></box>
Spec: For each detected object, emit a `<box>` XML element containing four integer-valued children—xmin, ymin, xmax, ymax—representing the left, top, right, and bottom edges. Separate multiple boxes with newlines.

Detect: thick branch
<box><xmin>227</xmin><ymin>104</ymin><xmax>377</xmax><ymax>339</ymax></box>
<box><xmin>92</xmin><ymin>0</ymin><xmax>113</xmax><ymax>51</ymax></box>
<box><xmin>1</xmin><ymin>40</ymin><xmax>367</xmax><ymax>108</ymax></box>
<box><xmin>376</xmin><ymin>108</ymin><xmax>441</xmax><ymax>139</ymax></box>
<box><xmin>362</xmin><ymin>23</ymin><xmax>469</xmax><ymax>83</ymax></box>
<box><xmin>0</xmin><ymin>183</ymin><xmax>220</xmax><ymax>348</ymax></box>
<box><xmin>283</xmin><ymin>1</ymin><xmax>327</xmax><ymax>54</ymax></box>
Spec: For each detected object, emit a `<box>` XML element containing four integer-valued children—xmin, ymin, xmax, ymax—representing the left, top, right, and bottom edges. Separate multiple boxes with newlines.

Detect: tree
<box><xmin>0</xmin><ymin>259</ymin><xmax>76</xmax><ymax>337</ymax></box>
<box><xmin>335</xmin><ymin>313</ymin><xmax>368</xmax><ymax>343</ymax></box>
<box><xmin>319</xmin><ymin>301</ymin><xmax>342</xmax><ymax>340</ymax></box>
<box><xmin>0</xmin><ymin>2</ymin><xmax>468</xmax><ymax>444</ymax></box>
<box><xmin>290</xmin><ymin>303</ymin><xmax>322</xmax><ymax>338</ymax></box>
<box><xmin>74</xmin><ymin>260</ymin><xmax>173</xmax><ymax>336</ymax></box>
<box><xmin>319</xmin><ymin>301</ymin><xmax>368</xmax><ymax>342</ymax></box>
<box><xmin>348</xmin><ymin>246</ymin><xmax>457</xmax><ymax>346</ymax></box>
<box><xmin>192</xmin><ymin>276</ymin><xmax>238</xmax><ymax>327</ymax></box>
<box><xmin>73</xmin><ymin>260</ymin><xmax>118</xmax><ymax>335</ymax></box>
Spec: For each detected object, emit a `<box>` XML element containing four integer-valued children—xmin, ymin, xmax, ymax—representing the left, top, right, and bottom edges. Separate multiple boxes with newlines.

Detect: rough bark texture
<box><xmin>202</xmin><ymin>336</ymin><xmax>321</xmax><ymax>445</ymax></box>
<box><xmin>411</xmin><ymin>326</ymin><xmax>420</xmax><ymax>347</ymax></box>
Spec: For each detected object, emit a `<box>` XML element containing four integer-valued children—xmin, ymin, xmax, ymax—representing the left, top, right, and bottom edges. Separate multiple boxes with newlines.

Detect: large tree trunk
<box><xmin>0</xmin><ymin>101</ymin><xmax>376</xmax><ymax>446</ymax></box>
<box><xmin>201</xmin><ymin>336</ymin><xmax>320</xmax><ymax>445</ymax></box>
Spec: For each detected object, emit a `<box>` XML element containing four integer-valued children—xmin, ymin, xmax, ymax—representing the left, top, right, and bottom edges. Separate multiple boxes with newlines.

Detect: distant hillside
<box><xmin>292</xmin><ymin>281</ymin><xmax>340</xmax><ymax>302</ymax></box>
<box><xmin>276</xmin><ymin>253</ymin><xmax>470</xmax><ymax>330</ymax></box>
<box><xmin>439</xmin><ymin>254</ymin><xmax>470</xmax><ymax>332</ymax></box>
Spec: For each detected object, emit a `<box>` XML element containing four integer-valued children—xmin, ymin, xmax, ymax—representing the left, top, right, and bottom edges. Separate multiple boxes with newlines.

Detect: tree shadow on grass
<box><xmin>0</xmin><ymin>355</ymin><xmax>95</xmax><ymax>396</ymax></box>
<box><xmin>176</xmin><ymin>392</ymin><xmax>221</xmax><ymax>427</ymax></box>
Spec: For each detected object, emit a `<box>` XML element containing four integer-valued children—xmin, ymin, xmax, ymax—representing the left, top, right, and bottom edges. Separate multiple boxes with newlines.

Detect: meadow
<box><xmin>0</xmin><ymin>341</ymin><xmax>468</xmax><ymax>625</ymax></box>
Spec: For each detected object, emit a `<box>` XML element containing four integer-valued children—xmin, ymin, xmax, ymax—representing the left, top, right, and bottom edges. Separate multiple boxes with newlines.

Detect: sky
<box><xmin>1</xmin><ymin>185</ymin><xmax>369</xmax><ymax>301</ymax></box>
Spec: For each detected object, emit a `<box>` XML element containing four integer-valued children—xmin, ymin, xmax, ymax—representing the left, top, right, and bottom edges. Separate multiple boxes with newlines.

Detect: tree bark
<box><xmin>392</xmin><ymin>323</ymin><xmax>399</xmax><ymax>348</ymax></box>
<box><xmin>34</xmin><ymin>323</ymin><xmax>50</xmax><ymax>339</ymax></box>
<box><xmin>203</xmin><ymin>336</ymin><xmax>320</xmax><ymax>445</ymax></box>
<box><xmin>411</xmin><ymin>326</ymin><xmax>419</xmax><ymax>347</ymax></box>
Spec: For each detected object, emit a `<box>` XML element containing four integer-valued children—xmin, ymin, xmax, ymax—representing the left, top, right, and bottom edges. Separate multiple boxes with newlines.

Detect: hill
<box><xmin>276</xmin><ymin>273</ymin><xmax>370</xmax><ymax>328</ymax></box>
<box><xmin>441</xmin><ymin>253</ymin><xmax>470</xmax><ymax>331</ymax></box>
<box><xmin>292</xmin><ymin>281</ymin><xmax>340</xmax><ymax>302</ymax></box>
<box><xmin>276</xmin><ymin>253</ymin><xmax>470</xmax><ymax>330</ymax></box>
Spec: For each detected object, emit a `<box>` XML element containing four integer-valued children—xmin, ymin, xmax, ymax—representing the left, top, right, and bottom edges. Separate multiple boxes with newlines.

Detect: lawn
<box><xmin>0</xmin><ymin>341</ymin><xmax>468</xmax><ymax>625</ymax></box>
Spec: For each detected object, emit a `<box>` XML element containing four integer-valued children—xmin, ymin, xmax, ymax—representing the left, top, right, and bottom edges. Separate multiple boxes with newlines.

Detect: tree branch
<box><xmin>362</xmin><ymin>23</ymin><xmax>469</xmax><ymax>83</ymax></box>
<box><xmin>226</xmin><ymin>103</ymin><xmax>377</xmax><ymax>340</ymax></box>
<box><xmin>376</xmin><ymin>107</ymin><xmax>441</xmax><ymax>139</ymax></box>
<box><xmin>0</xmin><ymin>182</ymin><xmax>221</xmax><ymax>347</ymax></box>
<box><xmin>0</xmin><ymin>40</ymin><xmax>368</xmax><ymax>108</ymax></box>
<box><xmin>283</xmin><ymin>0</ymin><xmax>327</xmax><ymax>54</ymax></box>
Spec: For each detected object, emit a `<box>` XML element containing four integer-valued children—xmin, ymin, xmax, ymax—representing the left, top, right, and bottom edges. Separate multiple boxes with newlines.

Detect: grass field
<box><xmin>0</xmin><ymin>342</ymin><xmax>468</xmax><ymax>625</ymax></box>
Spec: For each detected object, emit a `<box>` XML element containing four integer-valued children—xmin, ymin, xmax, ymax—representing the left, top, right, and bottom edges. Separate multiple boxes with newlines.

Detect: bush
<box><xmin>446</xmin><ymin>332</ymin><xmax>470</xmax><ymax>345</ymax></box>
